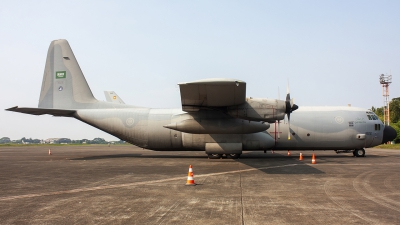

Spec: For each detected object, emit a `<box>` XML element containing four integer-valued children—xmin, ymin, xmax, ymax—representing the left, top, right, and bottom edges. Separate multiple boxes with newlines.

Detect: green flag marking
<box><xmin>55</xmin><ymin>71</ymin><xmax>66</xmax><ymax>79</ymax></box>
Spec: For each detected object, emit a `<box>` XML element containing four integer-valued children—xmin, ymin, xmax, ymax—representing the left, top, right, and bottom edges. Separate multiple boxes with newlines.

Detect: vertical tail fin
<box><xmin>39</xmin><ymin>39</ymin><xmax>97</xmax><ymax>109</ymax></box>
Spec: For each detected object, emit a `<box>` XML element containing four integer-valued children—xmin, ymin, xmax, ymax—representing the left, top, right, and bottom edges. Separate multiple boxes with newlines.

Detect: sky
<box><xmin>1</xmin><ymin>0</ymin><xmax>399</xmax><ymax>141</ymax></box>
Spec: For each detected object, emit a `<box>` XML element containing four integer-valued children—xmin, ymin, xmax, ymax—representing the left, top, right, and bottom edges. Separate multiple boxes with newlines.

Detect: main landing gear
<box><xmin>207</xmin><ymin>153</ymin><xmax>241</xmax><ymax>159</ymax></box>
<box><xmin>334</xmin><ymin>149</ymin><xmax>366</xmax><ymax>157</ymax></box>
<box><xmin>353</xmin><ymin>149</ymin><xmax>365</xmax><ymax>157</ymax></box>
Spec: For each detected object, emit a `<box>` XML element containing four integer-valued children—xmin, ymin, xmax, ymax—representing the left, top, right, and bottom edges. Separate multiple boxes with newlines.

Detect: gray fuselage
<box><xmin>74</xmin><ymin>105</ymin><xmax>384</xmax><ymax>151</ymax></box>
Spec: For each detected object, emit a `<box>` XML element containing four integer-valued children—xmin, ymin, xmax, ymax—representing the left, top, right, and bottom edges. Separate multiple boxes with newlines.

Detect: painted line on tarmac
<box><xmin>309</xmin><ymin>163</ymin><xmax>398</xmax><ymax>166</ymax></box>
<box><xmin>0</xmin><ymin>164</ymin><xmax>298</xmax><ymax>201</ymax></box>
<box><xmin>1</xmin><ymin>162</ymin><xmax>396</xmax><ymax>201</ymax></box>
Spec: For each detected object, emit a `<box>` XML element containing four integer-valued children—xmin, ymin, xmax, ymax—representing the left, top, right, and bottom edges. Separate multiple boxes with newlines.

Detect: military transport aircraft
<box><xmin>6</xmin><ymin>39</ymin><xmax>397</xmax><ymax>159</ymax></box>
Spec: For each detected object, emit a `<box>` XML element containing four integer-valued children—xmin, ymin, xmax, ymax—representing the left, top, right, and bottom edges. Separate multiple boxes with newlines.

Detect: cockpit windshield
<box><xmin>366</xmin><ymin>111</ymin><xmax>380</xmax><ymax>120</ymax></box>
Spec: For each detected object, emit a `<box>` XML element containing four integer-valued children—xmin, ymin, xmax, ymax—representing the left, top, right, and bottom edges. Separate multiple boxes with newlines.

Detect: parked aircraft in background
<box><xmin>6</xmin><ymin>40</ymin><xmax>397</xmax><ymax>159</ymax></box>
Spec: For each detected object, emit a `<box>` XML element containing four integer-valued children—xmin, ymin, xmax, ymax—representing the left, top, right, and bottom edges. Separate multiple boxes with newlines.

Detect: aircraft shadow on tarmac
<box><xmin>69</xmin><ymin>151</ymin><xmax>328</xmax><ymax>175</ymax></box>
<box><xmin>234</xmin><ymin>152</ymin><xmax>325</xmax><ymax>175</ymax></box>
<box><xmin>69</xmin><ymin>153</ymin><xmax>208</xmax><ymax>160</ymax></box>
<box><xmin>70</xmin><ymin>154</ymin><xmax>143</xmax><ymax>160</ymax></box>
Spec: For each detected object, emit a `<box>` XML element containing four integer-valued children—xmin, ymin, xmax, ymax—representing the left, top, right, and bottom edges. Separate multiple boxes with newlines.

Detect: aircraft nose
<box><xmin>381</xmin><ymin>125</ymin><xmax>397</xmax><ymax>144</ymax></box>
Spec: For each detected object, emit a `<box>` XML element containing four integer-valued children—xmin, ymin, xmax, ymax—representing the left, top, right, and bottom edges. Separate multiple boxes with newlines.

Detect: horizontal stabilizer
<box><xmin>104</xmin><ymin>91</ymin><xmax>125</xmax><ymax>104</ymax></box>
<box><xmin>6</xmin><ymin>106</ymin><xmax>76</xmax><ymax>117</ymax></box>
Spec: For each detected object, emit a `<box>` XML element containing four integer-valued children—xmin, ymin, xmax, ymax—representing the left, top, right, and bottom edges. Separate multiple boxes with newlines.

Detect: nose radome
<box><xmin>381</xmin><ymin>125</ymin><xmax>397</xmax><ymax>144</ymax></box>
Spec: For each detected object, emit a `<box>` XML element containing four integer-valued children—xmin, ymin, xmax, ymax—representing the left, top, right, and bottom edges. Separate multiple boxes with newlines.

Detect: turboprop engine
<box><xmin>226</xmin><ymin>97</ymin><xmax>298</xmax><ymax>123</ymax></box>
<box><xmin>226</xmin><ymin>89</ymin><xmax>299</xmax><ymax>140</ymax></box>
<box><xmin>164</xmin><ymin>110</ymin><xmax>269</xmax><ymax>134</ymax></box>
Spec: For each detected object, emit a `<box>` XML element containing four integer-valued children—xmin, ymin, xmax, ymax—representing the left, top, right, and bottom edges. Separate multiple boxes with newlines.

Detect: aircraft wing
<box><xmin>6</xmin><ymin>106</ymin><xmax>76</xmax><ymax>117</ymax></box>
<box><xmin>178</xmin><ymin>78</ymin><xmax>246</xmax><ymax>112</ymax></box>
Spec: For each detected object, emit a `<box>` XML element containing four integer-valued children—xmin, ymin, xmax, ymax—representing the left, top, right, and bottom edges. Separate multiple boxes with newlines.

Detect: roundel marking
<box><xmin>126</xmin><ymin>118</ymin><xmax>134</xmax><ymax>126</ymax></box>
<box><xmin>335</xmin><ymin>116</ymin><xmax>344</xmax><ymax>124</ymax></box>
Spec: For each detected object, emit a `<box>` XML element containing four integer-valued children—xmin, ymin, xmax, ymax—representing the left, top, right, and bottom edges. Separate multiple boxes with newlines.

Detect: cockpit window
<box><xmin>366</xmin><ymin>111</ymin><xmax>379</xmax><ymax>120</ymax></box>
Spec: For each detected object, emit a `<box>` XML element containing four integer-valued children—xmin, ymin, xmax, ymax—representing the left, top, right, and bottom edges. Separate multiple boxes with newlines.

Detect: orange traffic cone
<box><xmin>287</xmin><ymin>150</ymin><xmax>291</xmax><ymax>156</ymax></box>
<box><xmin>186</xmin><ymin>165</ymin><xmax>196</xmax><ymax>186</ymax></box>
<box><xmin>299</xmin><ymin>152</ymin><xmax>303</xmax><ymax>161</ymax></box>
<box><xmin>312</xmin><ymin>153</ymin><xmax>316</xmax><ymax>164</ymax></box>
<box><xmin>48</xmin><ymin>149</ymin><xmax>52</xmax><ymax>155</ymax></box>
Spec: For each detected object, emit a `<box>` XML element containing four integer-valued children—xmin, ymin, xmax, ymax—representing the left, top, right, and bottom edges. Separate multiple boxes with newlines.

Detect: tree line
<box><xmin>371</xmin><ymin>97</ymin><xmax>400</xmax><ymax>143</ymax></box>
<box><xmin>0</xmin><ymin>137</ymin><xmax>126</xmax><ymax>144</ymax></box>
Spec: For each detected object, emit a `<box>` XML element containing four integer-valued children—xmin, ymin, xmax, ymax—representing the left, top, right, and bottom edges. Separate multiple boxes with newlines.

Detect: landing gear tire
<box><xmin>226</xmin><ymin>153</ymin><xmax>241</xmax><ymax>159</ymax></box>
<box><xmin>353</xmin><ymin>149</ymin><xmax>365</xmax><ymax>157</ymax></box>
<box><xmin>208</xmin><ymin>154</ymin><xmax>222</xmax><ymax>159</ymax></box>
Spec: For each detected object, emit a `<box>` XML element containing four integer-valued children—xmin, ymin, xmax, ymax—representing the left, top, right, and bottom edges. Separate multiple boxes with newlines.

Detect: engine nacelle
<box><xmin>164</xmin><ymin>118</ymin><xmax>269</xmax><ymax>134</ymax></box>
<box><xmin>227</xmin><ymin>98</ymin><xmax>286</xmax><ymax>123</ymax></box>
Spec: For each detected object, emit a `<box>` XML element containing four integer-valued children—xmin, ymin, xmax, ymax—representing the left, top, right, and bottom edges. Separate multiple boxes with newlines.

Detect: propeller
<box><xmin>285</xmin><ymin>83</ymin><xmax>299</xmax><ymax>140</ymax></box>
<box><xmin>277</xmin><ymin>87</ymin><xmax>280</xmax><ymax>139</ymax></box>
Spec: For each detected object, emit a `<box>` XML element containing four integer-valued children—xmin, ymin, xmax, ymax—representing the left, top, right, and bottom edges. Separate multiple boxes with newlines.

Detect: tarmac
<box><xmin>0</xmin><ymin>146</ymin><xmax>399</xmax><ymax>225</ymax></box>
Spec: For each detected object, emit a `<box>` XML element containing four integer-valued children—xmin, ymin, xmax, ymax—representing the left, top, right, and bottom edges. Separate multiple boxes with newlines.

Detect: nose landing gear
<box><xmin>353</xmin><ymin>149</ymin><xmax>365</xmax><ymax>157</ymax></box>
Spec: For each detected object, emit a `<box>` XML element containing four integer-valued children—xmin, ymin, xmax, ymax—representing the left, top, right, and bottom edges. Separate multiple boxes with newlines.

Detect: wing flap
<box><xmin>178</xmin><ymin>78</ymin><xmax>246</xmax><ymax>111</ymax></box>
<box><xmin>6</xmin><ymin>106</ymin><xmax>76</xmax><ymax>117</ymax></box>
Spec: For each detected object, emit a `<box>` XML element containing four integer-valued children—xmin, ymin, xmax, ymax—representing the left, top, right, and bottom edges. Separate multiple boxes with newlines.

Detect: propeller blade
<box><xmin>284</xmin><ymin>79</ymin><xmax>297</xmax><ymax>141</ymax></box>
<box><xmin>287</xmin><ymin>114</ymin><xmax>291</xmax><ymax>140</ymax></box>
<box><xmin>286</xmin><ymin>80</ymin><xmax>290</xmax><ymax>95</ymax></box>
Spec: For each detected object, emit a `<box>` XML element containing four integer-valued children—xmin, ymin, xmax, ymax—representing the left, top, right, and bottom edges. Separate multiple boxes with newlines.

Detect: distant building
<box><xmin>44</xmin><ymin>138</ymin><xmax>71</xmax><ymax>144</ymax></box>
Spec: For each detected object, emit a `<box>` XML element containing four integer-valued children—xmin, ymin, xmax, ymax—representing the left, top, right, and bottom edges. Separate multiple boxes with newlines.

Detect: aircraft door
<box><xmin>364</xmin><ymin>122</ymin><xmax>382</xmax><ymax>147</ymax></box>
<box><xmin>364</xmin><ymin>123</ymin><xmax>373</xmax><ymax>147</ymax></box>
<box><xmin>352</xmin><ymin>117</ymin><xmax>367</xmax><ymax>149</ymax></box>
